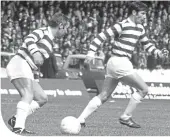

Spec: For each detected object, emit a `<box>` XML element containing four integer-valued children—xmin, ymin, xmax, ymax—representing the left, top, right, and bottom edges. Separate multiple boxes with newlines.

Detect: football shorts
<box><xmin>6</xmin><ymin>55</ymin><xmax>34</xmax><ymax>81</ymax></box>
<box><xmin>105</xmin><ymin>56</ymin><xmax>134</xmax><ymax>79</ymax></box>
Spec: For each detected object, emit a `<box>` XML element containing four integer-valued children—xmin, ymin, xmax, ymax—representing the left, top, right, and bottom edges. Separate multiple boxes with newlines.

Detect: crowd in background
<box><xmin>1</xmin><ymin>1</ymin><xmax>170</xmax><ymax>70</ymax></box>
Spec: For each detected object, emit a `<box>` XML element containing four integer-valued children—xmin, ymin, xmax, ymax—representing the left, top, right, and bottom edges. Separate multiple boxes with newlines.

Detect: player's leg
<box><xmin>6</xmin><ymin>55</ymin><xmax>35</xmax><ymax>134</ymax></box>
<box><xmin>27</xmin><ymin>81</ymin><xmax>48</xmax><ymax>116</ymax></box>
<box><xmin>78</xmin><ymin>77</ymin><xmax>119</xmax><ymax>125</ymax></box>
<box><xmin>119</xmin><ymin>72</ymin><xmax>149</xmax><ymax>128</ymax></box>
<box><xmin>8</xmin><ymin>81</ymin><xmax>48</xmax><ymax>128</ymax></box>
<box><xmin>78</xmin><ymin>57</ymin><xmax>120</xmax><ymax>125</ymax></box>
<box><xmin>10</xmin><ymin>78</ymin><xmax>35</xmax><ymax>134</ymax></box>
<box><xmin>8</xmin><ymin>80</ymin><xmax>47</xmax><ymax>134</ymax></box>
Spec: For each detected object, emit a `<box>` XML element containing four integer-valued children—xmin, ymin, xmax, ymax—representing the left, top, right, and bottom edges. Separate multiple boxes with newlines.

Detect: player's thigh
<box><xmin>32</xmin><ymin>81</ymin><xmax>48</xmax><ymax>106</ymax></box>
<box><xmin>11</xmin><ymin>78</ymin><xmax>34</xmax><ymax>102</ymax></box>
<box><xmin>98</xmin><ymin>77</ymin><xmax>119</xmax><ymax>101</ymax></box>
<box><xmin>120</xmin><ymin>72</ymin><xmax>148</xmax><ymax>93</ymax></box>
<box><xmin>6</xmin><ymin>55</ymin><xmax>34</xmax><ymax>81</ymax></box>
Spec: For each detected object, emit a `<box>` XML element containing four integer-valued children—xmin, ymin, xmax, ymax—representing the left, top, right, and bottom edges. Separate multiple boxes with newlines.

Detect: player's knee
<box><xmin>141</xmin><ymin>87</ymin><xmax>149</xmax><ymax>97</ymax></box>
<box><xmin>39</xmin><ymin>94</ymin><xmax>48</xmax><ymax>107</ymax></box>
<box><xmin>99</xmin><ymin>91</ymin><xmax>110</xmax><ymax>103</ymax></box>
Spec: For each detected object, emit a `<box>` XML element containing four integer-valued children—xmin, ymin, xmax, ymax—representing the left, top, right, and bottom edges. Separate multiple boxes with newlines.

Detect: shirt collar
<box><xmin>47</xmin><ymin>26</ymin><xmax>54</xmax><ymax>40</ymax></box>
<box><xmin>127</xmin><ymin>17</ymin><xmax>136</xmax><ymax>26</ymax></box>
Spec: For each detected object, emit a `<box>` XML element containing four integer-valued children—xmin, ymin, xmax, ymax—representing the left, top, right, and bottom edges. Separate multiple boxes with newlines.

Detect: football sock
<box><xmin>14</xmin><ymin>100</ymin><xmax>40</xmax><ymax>117</ymax></box>
<box><xmin>78</xmin><ymin>96</ymin><xmax>102</xmax><ymax>123</ymax></box>
<box><xmin>27</xmin><ymin>100</ymin><xmax>40</xmax><ymax>116</ymax></box>
<box><xmin>14</xmin><ymin>101</ymin><xmax>30</xmax><ymax>129</ymax></box>
<box><xmin>121</xmin><ymin>92</ymin><xmax>142</xmax><ymax>120</ymax></box>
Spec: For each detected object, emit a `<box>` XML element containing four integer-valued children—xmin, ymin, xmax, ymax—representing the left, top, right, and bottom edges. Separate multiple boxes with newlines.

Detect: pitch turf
<box><xmin>1</xmin><ymin>94</ymin><xmax>170</xmax><ymax>136</ymax></box>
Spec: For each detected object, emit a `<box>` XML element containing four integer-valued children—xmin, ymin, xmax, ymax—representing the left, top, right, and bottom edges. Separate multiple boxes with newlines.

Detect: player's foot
<box><xmin>119</xmin><ymin>118</ymin><xmax>141</xmax><ymax>128</ymax></box>
<box><xmin>80</xmin><ymin>122</ymin><xmax>86</xmax><ymax>127</ymax></box>
<box><xmin>12</xmin><ymin>127</ymin><xmax>35</xmax><ymax>134</ymax></box>
<box><xmin>8</xmin><ymin>116</ymin><xmax>16</xmax><ymax>128</ymax></box>
<box><xmin>78</xmin><ymin>118</ymin><xmax>86</xmax><ymax>127</ymax></box>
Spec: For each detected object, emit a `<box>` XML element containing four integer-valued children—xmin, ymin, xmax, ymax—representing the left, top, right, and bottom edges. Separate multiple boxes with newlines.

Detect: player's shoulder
<box><xmin>30</xmin><ymin>27</ymin><xmax>48</xmax><ymax>36</ymax></box>
<box><xmin>116</xmin><ymin>18</ymin><xmax>129</xmax><ymax>25</ymax></box>
<box><xmin>114</xmin><ymin>18</ymin><xmax>128</xmax><ymax>29</ymax></box>
<box><xmin>137</xmin><ymin>24</ymin><xmax>144</xmax><ymax>29</ymax></box>
<box><xmin>120</xmin><ymin>18</ymin><xmax>129</xmax><ymax>24</ymax></box>
<box><xmin>39</xmin><ymin>27</ymin><xmax>48</xmax><ymax>31</ymax></box>
<box><xmin>115</xmin><ymin>18</ymin><xmax>130</xmax><ymax>28</ymax></box>
<box><xmin>33</xmin><ymin>27</ymin><xmax>48</xmax><ymax>32</ymax></box>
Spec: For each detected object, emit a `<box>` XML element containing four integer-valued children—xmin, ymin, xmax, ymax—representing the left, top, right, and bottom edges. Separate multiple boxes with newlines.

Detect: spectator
<box><xmin>36</xmin><ymin>13</ymin><xmax>48</xmax><ymax>28</ymax></box>
<box><xmin>1</xmin><ymin>1</ymin><xmax>7</xmax><ymax>11</ymax></box>
<box><xmin>1</xmin><ymin>10</ymin><xmax>7</xmax><ymax>26</ymax></box>
<box><xmin>163</xmin><ymin>33</ymin><xmax>169</xmax><ymax>46</ymax></box>
<box><xmin>17</xmin><ymin>11</ymin><xmax>24</xmax><ymax>26</ymax></box>
<box><xmin>1</xmin><ymin>1</ymin><xmax>170</xmax><ymax>69</ymax></box>
<box><xmin>46</xmin><ymin>14</ymin><xmax>52</xmax><ymax>24</ymax></box>
<box><xmin>62</xmin><ymin>47</ymin><xmax>72</xmax><ymax>59</ymax></box>
<box><xmin>35</xmin><ymin>6</ymin><xmax>44</xmax><ymax>19</ymax></box>
<box><xmin>7</xmin><ymin>21</ymin><xmax>14</xmax><ymax>36</ymax></box>
<box><xmin>28</xmin><ymin>8</ymin><xmax>35</xmax><ymax>16</ymax></box>
<box><xmin>13</xmin><ymin>21</ymin><xmax>22</xmax><ymax>33</ymax></box>
<box><xmin>167</xmin><ymin>40</ymin><xmax>170</xmax><ymax>52</ymax></box>
<box><xmin>80</xmin><ymin>43</ymin><xmax>88</xmax><ymax>55</ymax></box>
<box><xmin>147</xmin><ymin>20</ymin><xmax>154</xmax><ymax>32</ymax></box>
<box><xmin>3</xmin><ymin>8</ymin><xmax>14</xmax><ymax>21</ymax></box>
<box><xmin>29</xmin><ymin>20</ymin><xmax>37</xmax><ymax>33</ymax></box>
<box><xmin>49</xmin><ymin>5</ymin><xmax>55</xmax><ymax>17</ymax></box>
<box><xmin>138</xmin><ymin>52</ymin><xmax>147</xmax><ymax>69</ymax></box>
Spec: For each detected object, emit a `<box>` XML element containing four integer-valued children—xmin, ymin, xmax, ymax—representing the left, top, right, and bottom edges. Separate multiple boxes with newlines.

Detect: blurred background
<box><xmin>1</xmin><ymin>1</ymin><xmax>170</xmax><ymax>70</ymax></box>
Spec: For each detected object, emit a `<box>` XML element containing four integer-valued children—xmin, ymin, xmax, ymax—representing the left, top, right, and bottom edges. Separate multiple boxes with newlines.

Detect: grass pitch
<box><xmin>1</xmin><ymin>95</ymin><xmax>170</xmax><ymax>136</ymax></box>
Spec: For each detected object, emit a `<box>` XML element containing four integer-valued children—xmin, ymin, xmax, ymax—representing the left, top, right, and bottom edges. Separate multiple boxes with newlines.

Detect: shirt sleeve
<box><xmin>139</xmin><ymin>26</ymin><xmax>160</xmax><ymax>56</ymax></box>
<box><xmin>24</xmin><ymin>28</ymin><xmax>45</xmax><ymax>55</ymax></box>
<box><xmin>89</xmin><ymin>23</ymin><xmax>122</xmax><ymax>52</ymax></box>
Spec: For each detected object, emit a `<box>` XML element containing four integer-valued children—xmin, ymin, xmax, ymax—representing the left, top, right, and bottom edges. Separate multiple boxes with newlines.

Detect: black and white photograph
<box><xmin>0</xmin><ymin>0</ymin><xmax>170</xmax><ymax>136</ymax></box>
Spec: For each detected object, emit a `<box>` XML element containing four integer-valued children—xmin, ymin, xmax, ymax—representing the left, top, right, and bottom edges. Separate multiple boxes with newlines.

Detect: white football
<box><xmin>60</xmin><ymin>116</ymin><xmax>81</xmax><ymax>135</ymax></box>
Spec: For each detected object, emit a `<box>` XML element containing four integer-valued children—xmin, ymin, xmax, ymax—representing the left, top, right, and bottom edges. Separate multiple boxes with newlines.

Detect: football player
<box><xmin>6</xmin><ymin>13</ymin><xmax>70</xmax><ymax>134</ymax></box>
<box><xmin>78</xmin><ymin>1</ymin><xmax>169</xmax><ymax>128</ymax></box>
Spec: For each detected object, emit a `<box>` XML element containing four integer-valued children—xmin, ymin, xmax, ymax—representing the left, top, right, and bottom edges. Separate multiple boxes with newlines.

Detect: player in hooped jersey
<box><xmin>6</xmin><ymin>13</ymin><xmax>70</xmax><ymax>134</ymax></box>
<box><xmin>78</xmin><ymin>2</ymin><xmax>169</xmax><ymax>128</ymax></box>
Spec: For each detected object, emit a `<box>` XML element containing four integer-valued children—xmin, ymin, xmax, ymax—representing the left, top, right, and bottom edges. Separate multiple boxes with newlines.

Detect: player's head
<box><xmin>49</xmin><ymin>12</ymin><xmax>70</xmax><ymax>38</ymax></box>
<box><xmin>128</xmin><ymin>1</ymin><xmax>148</xmax><ymax>24</ymax></box>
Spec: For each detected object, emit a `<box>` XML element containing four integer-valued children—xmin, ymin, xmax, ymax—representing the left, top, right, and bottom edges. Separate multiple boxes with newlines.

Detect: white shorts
<box><xmin>6</xmin><ymin>55</ymin><xmax>34</xmax><ymax>81</ymax></box>
<box><xmin>105</xmin><ymin>56</ymin><xmax>134</xmax><ymax>79</ymax></box>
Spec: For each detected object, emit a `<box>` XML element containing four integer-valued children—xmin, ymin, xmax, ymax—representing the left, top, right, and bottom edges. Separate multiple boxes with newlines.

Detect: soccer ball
<box><xmin>60</xmin><ymin>116</ymin><xmax>81</xmax><ymax>135</ymax></box>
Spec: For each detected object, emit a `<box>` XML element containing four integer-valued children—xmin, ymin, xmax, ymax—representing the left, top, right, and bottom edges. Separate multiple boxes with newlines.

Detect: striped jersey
<box><xmin>90</xmin><ymin>17</ymin><xmax>160</xmax><ymax>59</ymax></box>
<box><xmin>17</xmin><ymin>26</ymin><xmax>54</xmax><ymax>70</ymax></box>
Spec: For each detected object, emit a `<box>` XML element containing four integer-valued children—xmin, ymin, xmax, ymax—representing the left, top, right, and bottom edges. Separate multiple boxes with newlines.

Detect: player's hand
<box><xmin>84</xmin><ymin>51</ymin><xmax>95</xmax><ymax>65</ymax></box>
<box><xmin>158</xmin><ymin>48</ymin><xmax>169</xmax><ymax>59</ymax></box>
<box><xmin>32</xmin><ymin>51</ymin><xmax>44</xmax><ymax>66</ymax></box>
<box><xmin>84</xmin><ymin>56</ymin><xmax>93</xmax><ymax>65</ymax></box>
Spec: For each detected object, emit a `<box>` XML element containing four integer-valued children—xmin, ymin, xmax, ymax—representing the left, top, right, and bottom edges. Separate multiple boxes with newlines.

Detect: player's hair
<box><xmin>48</xmin><ymin>12</ymin><xmax>70</xmax><ymax>27</ymax></box>
<box><xmin>128</xmin><ymin>1</ymin><xmax>148</xmax><ymax>15</ymax></box>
